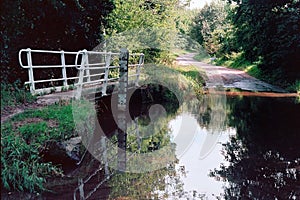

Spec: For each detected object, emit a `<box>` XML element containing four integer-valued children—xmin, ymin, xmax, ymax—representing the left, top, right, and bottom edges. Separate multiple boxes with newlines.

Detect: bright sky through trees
<box><xmin>189</xmin><ymin>0</ymin><xmax>212</xmax><ymax>9</ymax></box>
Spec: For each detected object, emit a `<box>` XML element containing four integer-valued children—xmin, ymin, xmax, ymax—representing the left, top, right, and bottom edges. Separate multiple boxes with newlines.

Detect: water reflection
<box><xmin>169</xmin><ymin>114</ymin><xmax>234</xmax><ymax>199</ymax></box>
<box><xmin>103</xmin><ymin>86</ymin><xmax>227</xmax><ymax>199</ymax></box>
<box><xmin>89</xmin><ymin>89</ymin><xmax>299</xmax><ymax>199</ymax></box>
<box><xmin>211</xmin><ymin>96</ymin><xmax>300</xmax><ymax>199</ymax></box>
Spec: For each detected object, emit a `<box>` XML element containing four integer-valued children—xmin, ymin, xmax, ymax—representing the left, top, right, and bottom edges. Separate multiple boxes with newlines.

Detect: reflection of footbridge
<box><xmin>73</xmin><ymin>118</ymin><xmax>145</xmax><ymax>200</ymax></box>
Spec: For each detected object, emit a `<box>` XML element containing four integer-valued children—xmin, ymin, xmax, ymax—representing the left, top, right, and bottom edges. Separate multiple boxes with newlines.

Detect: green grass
<box><xmin>216</xmin><ymin>52</ymin><xmax>254</xmax><ymax>70</ymax></box>
<box><xmin>214</xmin><ymin>52</ymin><xmax>267</xmax><ymax>83</ymax></box>
<box><xmin>0</xmin><ymin>102</ymin><xmax>86</xmax><ymax>192</ymax></box>
<box><xmin>141</xmin><ymin>63</ymin><xmax>205</xmax><ymax>102</ymax></box>
<box><xmin>214</xmin><ymin>52</ymin><xmax>300</xmax><ymax>92</ymax></box>
<box><xmin>193</xmin><ymin>52</ymin><xmax>210</xmax><ymax>63</ymax></box>
<box><xmin>173</xmin><ymin>64</ymin><xmax>206</xmax><ymax>98</ymax></box>
<box><xmin>1</xmin><ymin>81</ymin><xmax>36</xmax><ymax>112</ymax></box>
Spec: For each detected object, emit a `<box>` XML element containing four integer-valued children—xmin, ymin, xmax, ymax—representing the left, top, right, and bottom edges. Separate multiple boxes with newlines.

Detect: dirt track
<box><xmin>176</xmin><ymin>53</ymin><xmax>288</xmax><ymax>93</ymax></box>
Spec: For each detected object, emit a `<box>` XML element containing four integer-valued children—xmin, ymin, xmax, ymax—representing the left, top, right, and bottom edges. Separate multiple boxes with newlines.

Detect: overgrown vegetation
<box><xmin>1</xmin><ymin>82</ymin><xmax>36</xmax><ymax>112</ymax></box>
<box><xmin>1</xmin><ymin>103</ymin><xmax>76</xmax><ymax>192</ymax></box>
<box><xmin>193</xmin><ymin>50</ymin><xmax>211</xmax><ymax>63</ymax></box>
<box><xmin>214</xmin><ymin>51</ymin><xmax>264</xmax><ymax>79</ymax></box>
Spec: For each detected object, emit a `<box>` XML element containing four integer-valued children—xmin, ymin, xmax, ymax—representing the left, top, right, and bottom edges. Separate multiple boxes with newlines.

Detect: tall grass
<box><xmin>1</xmin><ymin>81</ymin><xmax>36</xmax><ymax>112</ymax></box>
<box><xmin>1</xmin><ymin>103</ymin><xmax>77</xmax><ymax>192</ymax></box>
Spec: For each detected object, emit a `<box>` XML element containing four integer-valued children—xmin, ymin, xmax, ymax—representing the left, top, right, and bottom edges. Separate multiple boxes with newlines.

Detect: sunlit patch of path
<box><xmin>176</xmin><ymin>53</ymin><xmax>298</xmax><ymax>96</ymax></box>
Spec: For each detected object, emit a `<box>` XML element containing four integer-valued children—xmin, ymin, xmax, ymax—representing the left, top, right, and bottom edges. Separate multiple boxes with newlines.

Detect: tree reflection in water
<box><xmin>210</xmin><ymin>96</ymin><xmax>300</xmax><ymax>199</ymax></box>
<box><xmin>108</xmin><ymin>162</ymin><xmax>187</xmax><ymax>199</ymax></box>
<box><xmin>106</xmin><ymin>88</ymin><xmax>227</xmax><ymax>199</ymax></box>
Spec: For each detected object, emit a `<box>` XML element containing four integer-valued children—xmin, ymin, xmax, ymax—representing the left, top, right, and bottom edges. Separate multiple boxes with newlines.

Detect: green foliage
<box><xmin>227</xmin><ymin>0</ymin><xmax>300</xmax><ymax>83</ymax></box>
<box><xmin>1</xmin><ymin>127</ymin><xmax>61</xmax><ymax>192</ymax></box>
<box><xmin>174</xmin><ymin>33</ymin><xmax>202</xmax><ymax>52</ymax></box>
<box><xmin>190</xmin><ymin>0</ymin><xmax>300</xmax><ymax>86</ymax></box>
<box><xmin>109</xmin><ymin>163</ymin><xmax>186</xmax><ymax>199</ymax></box>
<box><xmin>1</xmin><ymin>103</ymin><xmax>79</xmax><ymax>192</ymax></box>
<box><xmin>215</xmin><ymin>52</ymin><xmax>252</xmax><ymax>69</ymax></box>
<box><xmin>106</xmin><ymin>0</ymin><xmax>196</xmax><ymax>64</ymax></box>
<box><xmin>1</xmin><ymin>81</ymin><xmax>36</xmax><ymax>112</ymax></box>
<box><xmin>190</xmin><ymin>0</ymin><xmax>231</xmax><ymax>55</ymax></box>
<box><xmin>193</xmin><ymin>51</ymin><xmax>211</xmax><ymax>63</ymax></box>
<box><xmin>107</xmin><ymin>0</ymin><xmax>179</xmax><ymax>34</ymax></box>
<box><xmin>287</xmin><ymin>80</ymin><xmax>300</xmax><ymax>93</ymax></box>
<box><xmin>175</xmin><ymin>8</ymin><xmax>198</xmax><ymax>35</ymax></box>
<box><xmin>173</xmin><ymin>64</ymin><xmax>205</xmax><ymax>98</ymax></box>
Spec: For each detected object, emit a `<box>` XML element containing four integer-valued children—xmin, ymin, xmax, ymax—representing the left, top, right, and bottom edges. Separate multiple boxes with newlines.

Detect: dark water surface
<box><xmin>96</xmin><ymin>92</ymin><xmax>300</xmax><ymax>199</ymax></box>
<box><xmin>37</xmin><ymin>90</ymin><xmax>299</xmax><ymax>200</ymax></box>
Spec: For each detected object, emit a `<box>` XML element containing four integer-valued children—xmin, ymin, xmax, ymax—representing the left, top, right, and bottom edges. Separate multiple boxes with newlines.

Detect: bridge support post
<box><xmin>117</xmin><ymin>48</ymin><xmax>129</xmax><ymax>172</ymax></box>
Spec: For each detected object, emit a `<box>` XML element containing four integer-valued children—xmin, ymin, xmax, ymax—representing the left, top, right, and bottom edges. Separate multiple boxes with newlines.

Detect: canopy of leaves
<box><xmin>107</xmin><ymin>0</ymin><xmax>180</xmax><ymax>34</ymax></box>
<box><xmin>229</xmin><ymin>0</ymin><xmax>300</xmax><ymax>82</ymax></box>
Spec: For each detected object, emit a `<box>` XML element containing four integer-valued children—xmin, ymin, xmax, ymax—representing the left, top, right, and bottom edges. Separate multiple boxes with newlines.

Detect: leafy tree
<box><xmin>190</xmin><ymin>0</ymin><xmax>230</xmax><ymax>55</ymax></box>
<box><xmin>106</xmin><ymin>0</ymin><xmax>190</xmax><ymax>64</ymax></box>
<box><xmin>107</xmin><ymin>0</ymin><xmax>180</xmax><ymax>34</ymax></box>
<box><xmin>227</xmin><ymin>0</ymin><xmax>300</xmax><ymax>83</ymax></box>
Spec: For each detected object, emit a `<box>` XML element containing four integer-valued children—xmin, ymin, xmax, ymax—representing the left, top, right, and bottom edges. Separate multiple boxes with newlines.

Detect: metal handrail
<box><xmin>19</xmin><ymin>48</ymin><xmax>145</xmax><ymax>97</ymax></box>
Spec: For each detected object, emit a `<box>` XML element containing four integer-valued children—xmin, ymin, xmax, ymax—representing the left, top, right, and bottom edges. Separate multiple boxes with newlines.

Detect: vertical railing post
<box><xmin>75</xmin><ymin>51</ymin><xmax>86</xmax><ymax>100</ymax></box>
<box><xmin>102</xmin><ymin>52</ymin><xmax>111</xmax><ymax>96</ymax></box>
<box><xmin>135</xmin><ymin>54</ymin><xmax>144</xmax><ymax>86</ymax></box>
<box><xmin>61</xmin><ymin>50</ymin><xmax>68</xmax><ymax>88</ymax></box>
<box><xmin>26</xmin><ymin>48</ymin><xmax>35</xmax><ymax>93</ymax></box>
<box><xmin>117</xmin><ymin>48</ymin><xmax>129</xmax><ymax>172</ymax></box>
<box><xmin>84</xmin><ymin>50</ymin><xmax>91</xmax><ymax>82</ymax></box>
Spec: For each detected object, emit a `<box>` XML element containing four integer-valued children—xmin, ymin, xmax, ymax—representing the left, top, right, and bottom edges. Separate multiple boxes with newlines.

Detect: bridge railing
<box><xmin>18</xmin><ymin>48</ymin><xmax>144</xmax><ymax>97</ymax></box>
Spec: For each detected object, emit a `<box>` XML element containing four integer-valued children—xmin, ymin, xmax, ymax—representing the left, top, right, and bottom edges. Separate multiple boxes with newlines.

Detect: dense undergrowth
<box><xmin>1</xmin><ymin>102</ymin><xmax>76</xmax><ymax>192</ymax></box>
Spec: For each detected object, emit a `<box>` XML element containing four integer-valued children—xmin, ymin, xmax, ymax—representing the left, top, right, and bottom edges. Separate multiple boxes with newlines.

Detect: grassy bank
<box><xmin>1</xmin><ymin>102</ymin><xmax>76</xmax><ymax>192</ymax></box>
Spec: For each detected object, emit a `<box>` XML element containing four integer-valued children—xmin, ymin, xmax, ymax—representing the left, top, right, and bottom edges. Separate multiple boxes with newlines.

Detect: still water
<box><xmin>90</xmin><ymin>87</ymin><xmax>300</xmax><ymax>200</ymax></box>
